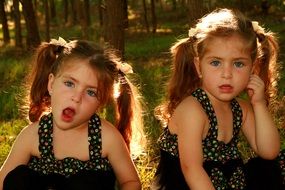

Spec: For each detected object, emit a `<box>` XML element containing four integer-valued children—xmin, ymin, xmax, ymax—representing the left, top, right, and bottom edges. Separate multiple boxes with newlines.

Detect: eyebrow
<box><xmin>205</xmin><ymin>56</ymin><xmax>250</xmax><ymax>61</ymax></box>
<box><xmin>62</xmin><ymin>75</ymin><xmax>98</xmax><ymax>89</ymax></box>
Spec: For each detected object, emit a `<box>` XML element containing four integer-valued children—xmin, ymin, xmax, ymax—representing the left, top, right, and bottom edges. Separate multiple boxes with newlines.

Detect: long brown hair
<box><xmin>28</xmin><ymin>39</ymin><xmax>145</xmax><ymax>155</ymax></box>
<box><xmin>156</xmin><ymin>8</ymin><xmax>279</xmax><ymax>124</ymax></box>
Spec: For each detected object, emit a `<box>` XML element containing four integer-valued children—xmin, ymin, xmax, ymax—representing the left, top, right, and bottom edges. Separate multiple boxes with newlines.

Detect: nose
<box><xmin>222</xmin><ymin>65</ymin><xmax>233</xmax><ymax>79</ymax></box>
<box><xmin>72</xmin><ymin>91</ymin><xmax>82</xmax><ymax>103</ymax></box>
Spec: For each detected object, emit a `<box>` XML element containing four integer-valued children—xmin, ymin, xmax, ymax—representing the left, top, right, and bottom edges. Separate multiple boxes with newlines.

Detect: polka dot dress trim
<box><xmin>28</xmin><ymin>113</ymin><xmax>112</xmax><ymax>177</ymax></box>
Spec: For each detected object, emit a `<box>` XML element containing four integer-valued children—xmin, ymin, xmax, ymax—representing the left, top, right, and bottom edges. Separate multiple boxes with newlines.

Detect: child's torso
<box><xmin>27</xmin><ymin>113</ymin><xmax>113</xmax><ymax>177</ymax></box>
<box><xmin>158</xmin><ymin>88</ymin><xmax>247</xmax><ymax>189</ymax></box>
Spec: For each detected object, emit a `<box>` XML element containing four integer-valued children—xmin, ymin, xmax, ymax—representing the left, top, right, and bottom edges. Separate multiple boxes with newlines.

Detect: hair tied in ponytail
<box><xmin>188</xmin><ymin>28</ymin><xmax>197</xmax><ymax>37</ymax></box>
<box><xmin>251</xmin><ymin>21</ymin><xmax>259</xmax><ymax>32</ymax></box>
<box><xmin>50</xmin><ymin>36</ymin><xmax>67</xmax><ymax>47</ymax></box>
<box><xmin>116</xmin><ymin>62</ymin><xmax>133</xmax><ymax>74</ymax></box>
<box><xmin>49</xmin><ymin>37</ymin><xmax>72</xmax><ymax>55</ymax></box>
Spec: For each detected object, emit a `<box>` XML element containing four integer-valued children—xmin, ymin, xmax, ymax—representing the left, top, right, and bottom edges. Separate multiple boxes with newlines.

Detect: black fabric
<box><xmin>152</xmin><ymin>150</ymin><xmax>189</xmax><ymax>190</ymax></box>
<box><xmin>3</xmin><ymin>165</ymin><xmax>116</xmax><ymax>190</ymax></box>
<box><xmin>152</xmin><ymin>153</ymin><xmax>285</xmax><ymax>190</ymax></box>
<box><xmin>244</xmin><ymin>157</ymin><xmax>284</xmax><ymax>190</ymax></box>
<box><xmin>203</xmin><ymin>158</ymin><xmax>244</xmax><ymax>181</ymax></box>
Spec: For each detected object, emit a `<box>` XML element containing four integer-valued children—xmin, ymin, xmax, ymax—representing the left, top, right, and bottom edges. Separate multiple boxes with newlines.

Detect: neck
<box><xmin>202</xmin><ymin>89</ymin><xmax>232</xmax><ymax>110</ymax></box>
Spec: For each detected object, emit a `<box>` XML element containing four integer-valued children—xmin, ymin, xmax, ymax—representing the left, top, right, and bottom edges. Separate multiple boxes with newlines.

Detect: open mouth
<box><xmin>62</xmin><ymin>107</ymin><xmax>76</xmax><ymax>122</ymax></box>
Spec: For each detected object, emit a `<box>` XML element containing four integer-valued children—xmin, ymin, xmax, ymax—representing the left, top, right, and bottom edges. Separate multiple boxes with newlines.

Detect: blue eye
<box><xmin>87</xmin><ymin>89</ymin><xmax>98</xmax><ymax>98</ymax></box>
<box><xmin>64</xmin><ymin>81</ymin><xmax>74</xmax><ymax>88</ymax></box>
<box><xmin>210</xmin><ymin>60</ymin><xmax>220</xmax><ymax>67</ymax></box>
<box><xmin>234</xmin><ymin>61</ymin><xmax>244</xmax><ymax>68</ymax></box>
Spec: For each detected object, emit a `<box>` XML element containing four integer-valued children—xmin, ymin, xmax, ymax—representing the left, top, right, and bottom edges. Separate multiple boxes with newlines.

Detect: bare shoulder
<box><xmin>170</xmin><ymin>96</ymin><xmax>206</xmax><ymax>134</ymax></box>
<box><xmin>15</xmin><ymin>122</ymin><xmax>38</xmax><ymax>141</ymax></box>
<box><xmin>173</xmin><ymin>96</ymin><xmax>205</xmax><ymax>121</ymax></box>
<box><xmin>17</xmin><ymin>122</ymin><xmax>40</xmax><ymax>156</ymax></box>
<box><xmin>101</xmin><ymin>119</ymin><xmax>122</xmax><ymax>138</ymax></box>
<box><xmin>0</xmin><ymin>121</ymin><xmax>40</xmax><ymax>170</ymax></box>
<box><xmin>177</xmin><ymin>96</ymin><xmax>202</xmax><ymax>109</ymax></box>
<box><xmin>22</xmin><ymin>122</ymin><xmax>39</xmax><ymax>135</ymax></box>
<box><xmin>100</xmin><ymin>119</ymin><xmax>125</xmax><ymax>157</ymax></box>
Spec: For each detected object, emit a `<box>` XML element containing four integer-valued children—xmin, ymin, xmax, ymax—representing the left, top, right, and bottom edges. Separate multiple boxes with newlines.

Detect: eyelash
<box><xmin>234</xmin><ymin>62</ymin><xmax>244</xmax><ymax>68</ymax></box>
<box><xmin>209</xmin><ymin>61</ymin><xmax>245</xmax><ymax>68</ymax></box>
<box><xmin>87</xmin><ymin>89</ymin><xmax>98</xmax><ymax>97</ymax></box>
<box><xmin>64</xmin><ymin>80</ymin><xmax>74</xmax><ymax>88</ymax></box>
<box><xmin>210</xmin><ymin>60</ymin><xmax>220</xmax><ymax>66</ymax></box>
<box><xmin>64</xmin><ymin>80</ymin><xmax>98</xmax><ymax>98</ymax></box>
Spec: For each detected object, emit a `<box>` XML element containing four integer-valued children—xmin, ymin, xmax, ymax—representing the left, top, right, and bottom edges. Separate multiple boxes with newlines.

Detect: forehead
<box><xmin>60</xmin><ymin>58</ymin><xmax>91</xmax><ymax>72</ymax></box>
<box><xmin>59</xmin><ymin>58</ymin><xmax>98</xmax><ymax>84</ymax></box>
<box><xmin>202</xmin><ymin>34</ymin><xmax>251</xmax><ymax>58</ymax></box>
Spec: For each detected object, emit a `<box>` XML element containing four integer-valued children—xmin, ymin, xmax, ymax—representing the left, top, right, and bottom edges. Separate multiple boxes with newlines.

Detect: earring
<box><xmin>49</xmin><ymin>91</ymin><xmax>52</xmax><ymax>96</ymax></box>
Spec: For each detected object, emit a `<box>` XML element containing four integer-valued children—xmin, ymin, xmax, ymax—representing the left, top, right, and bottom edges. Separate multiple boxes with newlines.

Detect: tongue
<box><xmin>63</xmin><ymin>108</ymin><xmax>75</xmax><ymax>118</ymax></box>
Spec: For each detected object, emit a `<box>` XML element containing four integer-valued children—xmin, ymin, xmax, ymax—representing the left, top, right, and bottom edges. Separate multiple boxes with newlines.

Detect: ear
<box><xmin>48</xmin><ymin>73</ymin><xmax>55</xmax><ymax>94</ymax></box>
<box><xmin>194</xmin><ymin>57</ymin><xmax>202</xmax><ymax>78</ymax></box>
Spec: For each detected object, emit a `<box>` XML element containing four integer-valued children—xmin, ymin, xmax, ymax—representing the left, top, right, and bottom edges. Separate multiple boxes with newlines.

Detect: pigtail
<box><xmin>116</xmin><ymin>73</ymin><xmax>133</xmax><ymax>147</ymax></box>
<box><xmin>154</xmin><ymin>37</ymin><xmax>199</xmax><ymax>124</ymax></box>
<box><xmin>115</xmin><ymin>72</ymin><xmax>145</xmax><ymax>158</ymax></box>
<box><xmin>168</xmin><ymin>37</ymin><xmax>199</xmax><ymax>114</ymax></box>
<box><xmin>254</xmin><ymin>26</ymin><xmax>279</xmax><ymax>105</ymax></box>
<box><xmin>29</xmin><ymin>43</ymin><xmax>64</xmax><ymax>122</ymax></box>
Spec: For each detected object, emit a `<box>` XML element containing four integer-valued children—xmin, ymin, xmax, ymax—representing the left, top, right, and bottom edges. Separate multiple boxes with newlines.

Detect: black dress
<box><xmin>3</xmin><ymin>113</ymin><xmax>116</xmax><ymax>190</ymax></box>
<box><xmin>152</xmin><ymin>88</ymin><xmax>284</xmax><ymax>190</ymax></box>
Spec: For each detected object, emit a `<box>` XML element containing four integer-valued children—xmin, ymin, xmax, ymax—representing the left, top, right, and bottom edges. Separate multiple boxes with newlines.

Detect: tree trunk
<box><xmin>98</xmin><ymin>0</ymin><xmax>103</xmax><ymax>26</ymax></box>
<box><xmin>0</xmin><ymin>0</ymin><xmax>10</xmax><ymax>44</ymax></box>
<box><xmin>20</xmin><ymin>0</ymin><xmax>41</xmax><ymax>50</ymax></box>
<box><xmin>13</xmin><ymin>0</ymin><xmax>22</xmax><ymax>48</ymax></box>
<box><xmin>142</xmin><ymin>0</ymin><xmax>149</xmax><ymax>33</ymax></box>
<box><xmin>70</xmin><ymin>0</ymin><xmax>78</xmax><ymax>25</ymax></box>
<box><xmin>171</xmin><ymin>0</ymin><xmax>177</xmax><ymax>11</ymax></box>
<box><xmin>150</xmin><ymin>0</ymin><xmax>157</xmax><ymax>33</ymax></box>
<box><xmin>78</xmin><ymin>0</ymin><xmax>88</xmax><ymax>39</ymax></box>
<box><xmin>123</xmin><ymin>0</ymin><xmax>128</xmax><ymax>28</ymax></box>
<box><xmin>49</xmin><ymin>0</ymin><xmax>56</xmax><ymax>18</ymax></box>
<box><xmin>187</xmin><ymin>0</ymin><xmax>204</xmax><ymax>25</ymax></box>
<box><xmin>63</xmin><ymin>0</ymin><xmax>68</xmax><ymax>24</ymax></box>
<box><xmin>84</xmin><ymin>0</ymin><xmax>90</xmax><ymax>25</ymax></box>
<box><xmin>103</xmin><ymin>0</ymin><xmax>126</xmax><ymax>59</ymax></box>
<box><xmin>33</xmin><ymin>0</ymin><xmax>38</xmax><ymax>11</ymax></box>
<box><xmin>44</xmin><ymin>0</ymin><xmax>50</xmax><ymax>42</ymax></box>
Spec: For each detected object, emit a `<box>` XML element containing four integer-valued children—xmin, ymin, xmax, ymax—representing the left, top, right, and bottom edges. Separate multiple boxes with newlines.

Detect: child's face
<box><xmin>194</xmin><ymin>33</ymin><xmax>253</xmax><ymax>102</ymax></box>
<box><xmin>48</xmin><ymin>59</ymin><xmax>100</xmax><ymax>130</ymax></box>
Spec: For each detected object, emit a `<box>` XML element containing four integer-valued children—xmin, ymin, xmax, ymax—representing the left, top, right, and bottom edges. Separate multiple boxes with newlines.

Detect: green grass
<box><xmin>125</xmin><ymin>33</ymin><xmax>177</xmax><ymax>59</ymax></box>
<box><xmin>0</xmin><ymin>51</ymin><xmax>30</xmax><ymax>121</ymax></box>
<box><xmin>0</xmin><ymin>120</ymin><xmax>29</xmax><ymax>164</ymax></box>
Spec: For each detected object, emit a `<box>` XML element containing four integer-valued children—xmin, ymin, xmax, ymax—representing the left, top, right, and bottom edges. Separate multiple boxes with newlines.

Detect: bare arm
<box><xmin>242</xmin><ymin>75</ymin><xmax>280</xmax><ymax>159</ymax></box>
<box><xmin>102</xmin><ymin>120</ymin><xmax>141</xmax><ymax>190</ymax></box>
<box><xmin>0</xmin><ymin>123</ymin><xmax>38</xmax><ymax>190</ymax></box>
<box><xmin>172</xmin><ymin>97</ymin><xmax>215</xmax><ymax>190</ymax></box>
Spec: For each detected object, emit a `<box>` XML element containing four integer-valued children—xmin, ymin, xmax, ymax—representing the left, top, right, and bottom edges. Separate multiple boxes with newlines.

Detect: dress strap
<box><xmin>230</xmin><ymin>99</ymin><xmax>243</xmax><ymax>139</ymax></box>
<box><xmin>88</xmin><ymin>114</ymin><xmax>103</xmax><ymax>161</ymax></box>
<box><xmin>192</xmin><ymin>88</ymin><xmax>218</xmax><ymax>138</ymax></box>
<box><xmin>38</xmin><ymin>113</ymin><xmax>54</xmax><ymax>158</ymax></box>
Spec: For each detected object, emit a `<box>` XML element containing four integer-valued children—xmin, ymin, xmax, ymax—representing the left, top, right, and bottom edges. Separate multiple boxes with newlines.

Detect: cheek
<box><xmin>83</xmin><ymin>96</ymin><xmax>100</xmax><ymax>109</ymax></box>
<box><xmin>236</xmin><ymin>71</ymin><xmax>251</xmax><ymax>87</ymax></box>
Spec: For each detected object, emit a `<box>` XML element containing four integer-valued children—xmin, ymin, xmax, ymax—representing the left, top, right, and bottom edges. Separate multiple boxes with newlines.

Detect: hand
<box><xmin>246</xmin><ymin>74</ymin><xmax>266</xmax><ymax>106</ymax></box>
